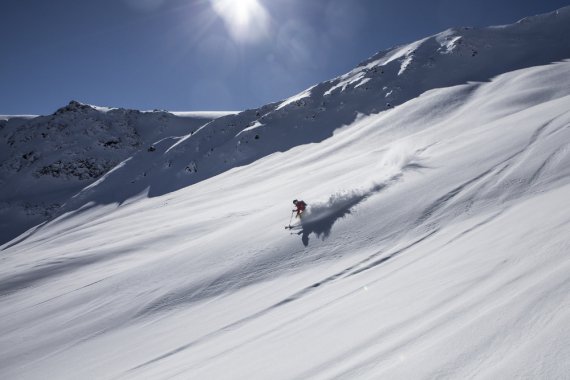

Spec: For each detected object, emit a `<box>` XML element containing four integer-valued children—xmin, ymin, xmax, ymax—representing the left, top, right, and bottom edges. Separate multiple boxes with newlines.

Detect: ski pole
<box><xmin>288</xmin><ymin>210</ymin><xmax>294</xmax><ymax>227</ymax></box>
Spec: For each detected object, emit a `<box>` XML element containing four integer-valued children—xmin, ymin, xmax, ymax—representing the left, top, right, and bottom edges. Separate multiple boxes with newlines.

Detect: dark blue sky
<box><xmin>1</xmin><ymin>0</ymin><xmax>568</xmax><ymax>114</ymax></box>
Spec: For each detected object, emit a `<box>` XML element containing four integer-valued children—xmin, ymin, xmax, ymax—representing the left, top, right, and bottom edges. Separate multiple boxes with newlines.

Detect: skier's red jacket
<box><xmin>294</xmin><ymin>201</ymin><xmax>307</xmax><ymax>214</ymax></box>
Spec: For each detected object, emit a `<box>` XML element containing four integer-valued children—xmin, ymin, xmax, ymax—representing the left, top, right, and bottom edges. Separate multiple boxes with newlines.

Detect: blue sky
<box><xmin>1</xmin><ymin>0</ymin><xmax>568</xmax><ymax>114</ymax></box>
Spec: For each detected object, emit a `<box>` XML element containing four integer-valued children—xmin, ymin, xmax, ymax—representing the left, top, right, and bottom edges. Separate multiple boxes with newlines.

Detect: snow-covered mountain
<box><xmin>1</xmin><ymin>7</ymin><xmax>570</xmax><ymax>380</ymax></box>
<box><xmin>0</xmin><ymin>103</ymin><xmax>230</xmax><ymax>244</ymax></box>
<box><xmin>60</xmin><ymin>6</ymin><xmax>570</xmax><ymax>213</ymax></box>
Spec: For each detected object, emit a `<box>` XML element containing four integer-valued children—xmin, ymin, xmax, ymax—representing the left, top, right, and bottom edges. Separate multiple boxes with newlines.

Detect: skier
<box><xmin>292</xmin><ymin>199</ymin><xmax>307</xmax><ymax>218</ymax></box>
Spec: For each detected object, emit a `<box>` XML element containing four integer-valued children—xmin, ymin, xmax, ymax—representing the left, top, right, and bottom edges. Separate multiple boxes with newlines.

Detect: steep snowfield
<box><xmin>2</xmin><ymin>60</ymin><xmax>570</xmax><ymax>379</ymax></box>
<box><xmin>2</xmin><ymin>7</ymin><xmax>570</xmax><ymax>380</ymax></box>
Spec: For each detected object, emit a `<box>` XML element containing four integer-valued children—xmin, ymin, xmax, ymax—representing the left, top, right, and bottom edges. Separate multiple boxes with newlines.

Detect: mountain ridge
<box><xmin>0</xmin><ymin>104</ymin><xmax>227</xmax><ymax>244</ymax></box>
<box><xmin>53</xmin><ymin>5</ymin><xmax>570</xmax><ymax>215</ymax></box>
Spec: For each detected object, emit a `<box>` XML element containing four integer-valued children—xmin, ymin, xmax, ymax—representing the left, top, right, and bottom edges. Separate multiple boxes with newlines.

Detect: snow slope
<box><xmin>2</xmin><ymin>7</ymin><xmax>570</xmax><ymax>380</ymax></box>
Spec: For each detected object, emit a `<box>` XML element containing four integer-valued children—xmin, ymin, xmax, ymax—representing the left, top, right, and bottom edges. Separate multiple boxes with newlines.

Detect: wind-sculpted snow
<box><xmin>2</xmin><ymin>8</ymin><xmax>570</xmax><ymax>380</ymax></box>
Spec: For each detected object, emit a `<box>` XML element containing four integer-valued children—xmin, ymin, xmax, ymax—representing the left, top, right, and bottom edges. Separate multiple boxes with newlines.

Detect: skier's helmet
<box><xmin>293</xmin><ymin>199</ymin><xmax>298</xmax><ymax>204</ymax></box>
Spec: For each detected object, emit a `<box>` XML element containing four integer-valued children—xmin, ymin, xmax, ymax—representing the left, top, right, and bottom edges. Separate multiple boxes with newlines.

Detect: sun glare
<box><xmin>210</xmin><ymin>0</ymin><xmax>270</xmax><ymax>43</ymax></box>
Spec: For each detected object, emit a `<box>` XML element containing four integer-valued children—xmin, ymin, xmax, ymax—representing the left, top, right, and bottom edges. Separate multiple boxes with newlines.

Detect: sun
<box><xmin>210</xmin><ymin>0</ymin><xmax>270</xmax><ymax>43</ymax></box>
<box><xmin>233</xmin><ymin>0</ymin><xmax>256</xmax><ymax>27</ymax></box>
